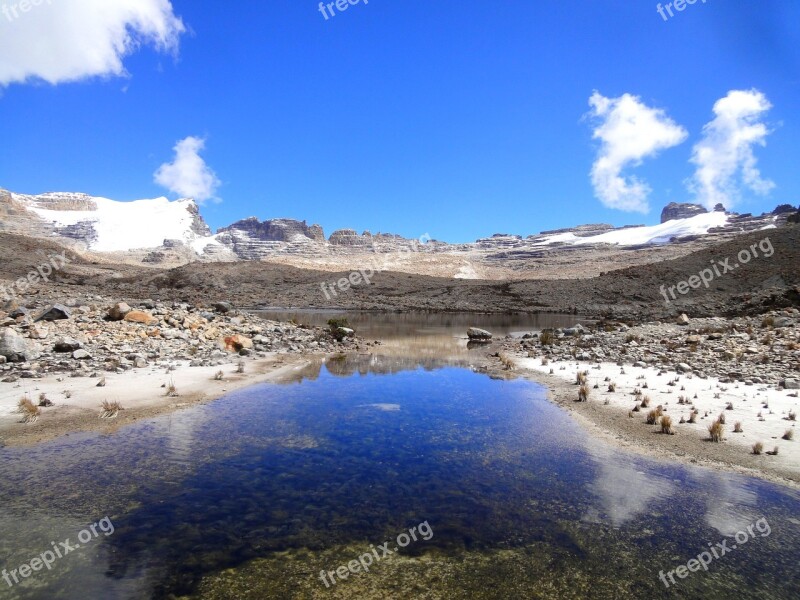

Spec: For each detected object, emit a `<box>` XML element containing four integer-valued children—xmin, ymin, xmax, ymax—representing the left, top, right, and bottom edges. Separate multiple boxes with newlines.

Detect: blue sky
<box><xmin>0</xmin><ymin>0</ymin><xmax>798</xmax><ymax>242</ymax></box>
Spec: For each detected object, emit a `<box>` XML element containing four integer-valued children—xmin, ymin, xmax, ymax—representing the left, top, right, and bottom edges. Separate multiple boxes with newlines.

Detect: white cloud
<box><xmin>587</xmin><ymin>92</ymin><xmax>688</xmax><ymax>213</ymax></box>
<box><xmin>0</xmin><ymin>0</ymin><xmax>185</xmax><ymax>87</ymax></box>
<box><xmin>688</xmin><ymin>89</ymin><xmax>775</xmax><ymax>209</ymax></box>
<box><xmin>154</xmin><ymin>137</ymin><xmax>221</xmax><ymax>204</ymax></box>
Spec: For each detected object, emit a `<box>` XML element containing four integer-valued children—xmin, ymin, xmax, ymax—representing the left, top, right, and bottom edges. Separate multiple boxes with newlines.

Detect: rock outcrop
<box><xmin>661</xmin><ymin>203</ymin><xmax>708</xmax><ymax>223</ymax></box>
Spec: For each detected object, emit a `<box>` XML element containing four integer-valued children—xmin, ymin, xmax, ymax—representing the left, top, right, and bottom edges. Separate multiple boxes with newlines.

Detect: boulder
<box><xmin>54</xmin><ymin>337</ymin><xmax>83</xmax><ymax>353</ymax></box>
<box><xmin>224</xmin><ymin>334</ymin><xmax>254</xmax><ymax>352</ymax></box>
<box><xmin>35</xmin><ymin>304</ymin><xmax>71</xmax><ymax>322</ymax></box>
<box><xmin>783</xmin><ymin>378</ymin><xmax>799</xmax><ymax>390</ymax></box>
<box><xmin>72</xmin><ymin>349</ymin><xmax>92</xmax><ymax>360</ymax></box>
<box><xmin>0</xmin><ymin>328</ymin><xmax>40</xmax><ymax>362</ymax></box>
<box><xmin>107</xmin><ymin>302</ymin><xmax>132</xmax><ymax>321</ymax></box>
<box><xmin>467</xmin><ymin>327</ymin><xmax>493</xmax><ymax>341</ymax></box>
<box><xmin>213</xmin><ymin>302</ymin><xmax>234</xmax><ymax>314</ymax></box>
<box><xmin>124</xmin><ymin>311</ymin><xmax>159</xmax><ymax>326</ymax></box>
<box><xmin>677</xmin><ymin>314</ymin><xmax>690</xmax><ymax>326</ymax></box>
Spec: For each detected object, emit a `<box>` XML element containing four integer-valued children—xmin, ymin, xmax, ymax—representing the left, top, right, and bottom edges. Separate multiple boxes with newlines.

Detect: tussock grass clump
<box><xmin>236</xmin><ymin>361</ymin><xmax>246</xmax><ymax>374</ymax></box>
<box><xmin>541</xmin><ymin>357</ymin><xmax>549</xmax><ymax>366</ymax></box>
<box><xmin>539</xmin><ymin>330</ymin><xmax>554</xmax><ymax>346</ymax></box>
<box><xmin>100</xmin><ymin>400</ymin><xmax>122</xmax><ymax>419</ymax></box>
<box><xmin>607</xmin><ymin>382</ymin><xmax>616</xmax><ymax>392</ymax></box>
<box><xmin>717</xmin><ymin>412</ymin><xmax>726</xmax><ymax>425</ymax></box>
<box><xmin>17</xmin><ymin>397</ymin><xmax>40</xmax><ymax>424</ymax></box>
<box><xmin>752</xmin><ymin>442</ymin><xmax>764</xmax><ymax>455</ymax></box>
<box><xmin>708</xmin><ymin>419</ymin><xmax>724</xmax><ymax>442</ymax></box>
<box><xmin>734</xmin><ymin>421</ymin><xmax>743</xmax><ymax>433</ymax></box>
<box><xmin>725</xmin><ymin>402</ymin><xmax>734</xmax><ymax>411</ymax></box>
<box><xmin>578</xmin><ymin>384</ymin><xmax>590</xmax><ymax>402</ymax></box>
<box><xmin>499</xmin><ymin>352</ymin><xmax>515</xmax><ymax>371</ymax></box>
<box><xmin>646</xmin><ymin>407</ymin><xmax>663</xmax><ymax>425</ymax></box>
<box><xmin>688</xmin><ymin>411</ymin><xmax>698</xmax><ymax>424</ymax></box>
<box><xmin>165</xmin><ymin>379</ymin><xmax>179</xmax><ymax>397</ymax></box>
<box><xmin>576</xmin><ymin>371</ymin><xmax>588</xmax><ymax>385</ymax></box>
<box><xmin>63</xmin><ymin>390</ymin><xmax>72</xmax><ymax>399</ymax></box>
<box><xmin>640</xmin><ymin>395</ymin><xmax>651</xmax><ymax>409</ymax></box>
<box><xmin>214</xmin><ymin>370</ymin><xmax>224</xmax><ymax>381</ymax></box>
<box><xmin>632</xmin><ymin>404</ymin><xmax>641</xmax><ymax>412</ymax></box>
<box><xmin>788</xmin><ymin>411</ymin><xmax>796</xmax><ymax>422</ymax></box>
<box><xmin>38</xmin><ymin>393</ymin><xmax>53</xmax><ymax>407</ymax></box>
<box><xmin>766</xmin><ymin>446</ymin><xmax>779</xmax><ymax>456</ymax></box>
<box><xmin>660</xmin><ymin>415</ymin><xmax>674</xmax><ymax>435</ymax></box>
<box><xmin>96</xmin><ymin>376</ymin><xmax>107</xmax><ymax>388</ymax></box>
<box><xmin>783</xmin><ymin>429</ymin><xmax>794</xmax><ymax>441</ymax></box>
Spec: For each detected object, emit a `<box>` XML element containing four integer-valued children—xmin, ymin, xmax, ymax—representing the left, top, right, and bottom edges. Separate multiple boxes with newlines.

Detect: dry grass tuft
<box><xmin>733</xmin><ymin>421</ymin><xmax>743</xmax><ymax>433</ymax></box>
<box><xmin>38</xmin><ymin>393</ymin><xmax>53</xmax><ymax>407</ymax></box>
<box><xmin>165</xmin><ymin>379</ymin><xmax>179</xmax><ymax>397</ymax></box>
<box><xmin>788</xmin><ymin>411</ymin><xmax>796</xmax><ymax>422</ymax></box>
<box><xmin>96</xmin><ymin>376</ymin><xmax>107</xmax><ymax>388</ymax></box>
<box><xmin>752</xmin><ymin>442</ymin><xmax>764</xmax><ymax>455</ymax></box>
<box><xmin>237</xmin><ymin>361</ymin><xmax>246</xmax><ymax>374</ymax></box>
<box><xmin>499</xmin><ymin>352</ymin><xmax>515</xmax><ymax>371</ymax></box>
<box><xmin>578</xmin><ymin>384</ymin><xmax>590</xmax><ymax>402</ymax></box>
<box><xmin>607</xmin><ymin>382</ymin><xmax>616</xmax><ymax>392</ymax></box>
<box><xmin>539</xmin><ymin>330</ymin><xmax>554</xmax><ymax>346</ymax></box>
<box><xmin>708</xmin><ymin>419</ymin><xmax>724</xmax><ymax>442</ymax></box>
<box><xmin>640</xmin><ymin>395</ymin><xmax>651</xmax><ymax>408</ymax></box>
<box><xmin>660</xmin><ymin>415</ymin><xmax>674</xmax><ymax>435</ymax></box>
<box><xmin>783</xmin><ymin>429</ymin><xmax>794</xmax><ymax>441</ymax></box>
<box><xmin>688</xmin><ymin>411</ymin><xmax>698</xmax><ymax>424</ymax></box>
<box><xmin>717</xmin><ymin>412</ymin><xmax>726</xmax><ymax>425</ymax></box>
<box><xmin>100</xmin><ymin>400</ymin><xmax>122</xmax><ymax>419</ymax></box>
<box><xmin>17</xmin><ymin>397</ymin><xmax>40</xmax><ymax>424</ymax></box>
<box><xmin>646</xmin><ymin>407</ymin><xmax>663</xmax><ymax>425</ymax></box>
<box><xmin>214</xmin><ymin>370</ymin><xmax>224</xmax><ymax>381</ymax></box>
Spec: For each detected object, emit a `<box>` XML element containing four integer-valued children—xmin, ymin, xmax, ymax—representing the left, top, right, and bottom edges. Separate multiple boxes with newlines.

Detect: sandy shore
<box><xmin>0</xmin><ymin>353</ymin><xmax>320</xmax><ymax>447</ymax></box>
<box><xmin>512</xmin><ymin>356</ymin><xmax>799</xmax><ymax>488</ymax></box>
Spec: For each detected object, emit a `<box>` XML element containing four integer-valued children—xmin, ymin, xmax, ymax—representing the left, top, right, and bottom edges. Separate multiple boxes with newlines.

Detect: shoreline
<box><xmin>507</xmin><ymin>357</ymin><xmax>800</xmax><ymax>490</ymax></box>
<box><xmin>0</xmin><ymin>353</ymin><xmax>323</xmax><ymax>447</ymax></box>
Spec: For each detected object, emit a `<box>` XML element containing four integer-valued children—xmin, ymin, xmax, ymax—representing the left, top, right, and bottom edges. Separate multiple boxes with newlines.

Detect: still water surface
<box><xmin>0</xmin><ymin>316</ymin><xmax>798</xmax><ymax>599</ymax></box>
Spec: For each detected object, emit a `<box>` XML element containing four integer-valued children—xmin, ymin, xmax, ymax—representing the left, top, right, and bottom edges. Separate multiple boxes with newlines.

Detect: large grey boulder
<box><xmin>467</xmin><ymin>327</ymin><xmax>493</xmax><ymax>341</ymax></box>
<box><xmin>0</xmin><ymin>328</ymin><xmax>40</xmax><ymax>362</ymax></box>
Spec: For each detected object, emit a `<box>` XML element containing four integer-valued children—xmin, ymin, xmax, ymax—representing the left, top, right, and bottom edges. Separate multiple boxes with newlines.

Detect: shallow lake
<box><xmin>0</xmin><ymin>362</ymin><xmax>798</xmax><ymax>599</ymax></box>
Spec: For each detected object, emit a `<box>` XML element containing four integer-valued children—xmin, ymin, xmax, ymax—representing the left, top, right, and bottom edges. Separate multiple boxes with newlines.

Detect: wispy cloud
<box><xmin>154</xmin><ymin>136</ymin><xmax>221</xmax><ymax>204</ymax></box>
<box><xmin>688</xmin><ymin>89</ymin><xmax>775</xmax><ymax>209</ymax></box>
<box><xmin>0</xmin><ymin>0</ymin><xmax>185</xmax><ymax>87</ymax></box>
<box><xmin>587</xmin><ymin>91</ymin><xmax>688</xmax><ymax>213</ymax></box>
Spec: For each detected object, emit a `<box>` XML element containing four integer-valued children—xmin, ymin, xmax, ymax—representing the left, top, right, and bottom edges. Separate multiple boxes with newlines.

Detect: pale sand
<box><xmin>0</xmin><ymin>353</ymin><xmax>319</xmax><ymax>446</ymax></box>
<box><xmin>513</xmin><ymin>356</ymin><xmax>799</xmax><ymax>485</ymax></box>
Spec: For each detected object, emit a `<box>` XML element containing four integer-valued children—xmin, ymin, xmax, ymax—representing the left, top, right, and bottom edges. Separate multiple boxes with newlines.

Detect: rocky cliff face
<box><xmin>660</xmin><ymin>202</ymin><xmax>708</xmax><ymax>223</ymax></box>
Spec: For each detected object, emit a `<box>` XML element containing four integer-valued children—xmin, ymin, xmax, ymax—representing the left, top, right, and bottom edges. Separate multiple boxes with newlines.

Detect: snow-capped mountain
<box><xmin>0</xmin><ymin>188</ymin><xmax>794</xmax><ymax>268</ymax></box>
<box><xmin>4</xmin><ymin>190</ymin><xmax>220</xmax><ymax>254</ymax></box>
